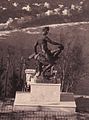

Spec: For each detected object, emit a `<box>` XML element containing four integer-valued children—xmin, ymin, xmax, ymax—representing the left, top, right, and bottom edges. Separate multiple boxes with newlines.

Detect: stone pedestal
<box><xmin>14</xmin><ymin>69</ymin><xmax>76</xmax><ymax>113</ymax></box>
<box><xmin>14</xmin><ymin>83</ymin><xmax>61</xmax><ymax>106</ymax></box>
<box><xmin>14</xmin><ymin>83</ymin><xmax>76</xmax><ymax>113</ymax></box>
<box><xmin>30</xmin><ymin>83</ymin><xmax>61</xmax><ymax>104</ymax></box>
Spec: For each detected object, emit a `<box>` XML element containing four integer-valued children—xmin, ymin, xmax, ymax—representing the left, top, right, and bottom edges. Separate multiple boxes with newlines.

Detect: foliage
<box><xmin>0</xmin><ymin>46</ymin><xmax>26</xmax><ymax>98</ymax></box>
<box><xmin>56</xmin><ymin>38</ymin><xmax>84</xmax><ymax>92</ymax></box>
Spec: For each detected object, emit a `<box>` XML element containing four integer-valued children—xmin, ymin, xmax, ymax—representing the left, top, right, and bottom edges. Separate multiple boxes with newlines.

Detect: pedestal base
<box><xmin>14</xmin><ymin>83</ymin><xmax>76</xmax><ymax>113</ymax></box>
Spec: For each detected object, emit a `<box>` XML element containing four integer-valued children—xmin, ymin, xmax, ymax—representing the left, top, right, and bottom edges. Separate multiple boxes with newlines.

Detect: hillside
<box><xmin>0</xmin><ymin>0</ymin><xmax>89</xmax><ymax>30</ymax></box>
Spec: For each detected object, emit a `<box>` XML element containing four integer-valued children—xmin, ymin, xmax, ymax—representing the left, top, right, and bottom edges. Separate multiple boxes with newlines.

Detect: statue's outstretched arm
<box><xmin>46</xmin><ymin>37</ymin><xmax>61</xmax><ymax>45</ymax></box>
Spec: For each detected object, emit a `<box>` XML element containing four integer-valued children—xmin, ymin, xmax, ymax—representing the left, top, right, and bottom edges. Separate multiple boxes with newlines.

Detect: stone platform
<box><xmin>14</xmin><ymin>83</ymin><xmax>76</xmax><ymax>113</ymax></box>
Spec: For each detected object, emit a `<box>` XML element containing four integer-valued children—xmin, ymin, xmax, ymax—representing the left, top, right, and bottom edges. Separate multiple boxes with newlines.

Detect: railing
<box><xmin>0</xmin><ymin>108</ymin><xmax>89</xmax><ymax>120</ymax></box>
<box><xmin>0</xmin><ymin>111</ymin><xmax>77</xmax><ymax>120</ymax></box>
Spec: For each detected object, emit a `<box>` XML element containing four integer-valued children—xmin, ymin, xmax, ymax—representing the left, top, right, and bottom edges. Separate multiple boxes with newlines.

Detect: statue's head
<box><xmin>42</xmin><ymin>26</ymin><xmax>49</xmax><ymax>35</ymax></box>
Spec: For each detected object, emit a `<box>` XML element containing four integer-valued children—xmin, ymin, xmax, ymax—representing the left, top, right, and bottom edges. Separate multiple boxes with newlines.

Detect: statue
<box><xmin>29</xmin><ymin>26</ymin><xmax>64</xmax><ymax>82</ymax></box>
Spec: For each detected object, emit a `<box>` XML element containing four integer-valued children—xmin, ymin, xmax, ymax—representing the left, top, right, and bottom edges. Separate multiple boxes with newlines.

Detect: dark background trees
<box><xmin>0</xmin><ymin>46</ymin><xmax>27</xmax><ymax>98</ymax></box>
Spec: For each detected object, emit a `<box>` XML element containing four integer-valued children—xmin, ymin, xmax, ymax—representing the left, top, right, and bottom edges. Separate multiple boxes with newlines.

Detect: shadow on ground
<box><xmin>75</xmin><ymin>97</ymin><xmax>89</xmax><ymax>113</ymax></box>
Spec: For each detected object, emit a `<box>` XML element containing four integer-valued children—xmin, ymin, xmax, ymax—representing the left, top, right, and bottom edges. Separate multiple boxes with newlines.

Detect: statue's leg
<box><xmin>35</xmin><ymin>62</ymin><xmax>43</xmax><ymax>77</ymax></box>
<box><xmin>42</xmin><ymin>64</ymin><xmax>53</xmax><ymax>78</ymax></box>
<box><xmin>51</xmin><ymin>66</ymin><xmax>54</xmax><ymax>75</ymax></box>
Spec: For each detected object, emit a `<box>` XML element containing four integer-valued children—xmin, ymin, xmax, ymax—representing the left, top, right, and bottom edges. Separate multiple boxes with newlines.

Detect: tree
<box><xmin>57</xmin><ymin>40</ymin><xmax>84</xmax><ymax>92</ymax></box>
<box><xmin>0</xmin><ymin>46</ymin><xmax>23</xmax><ymax>98</ymax></box>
